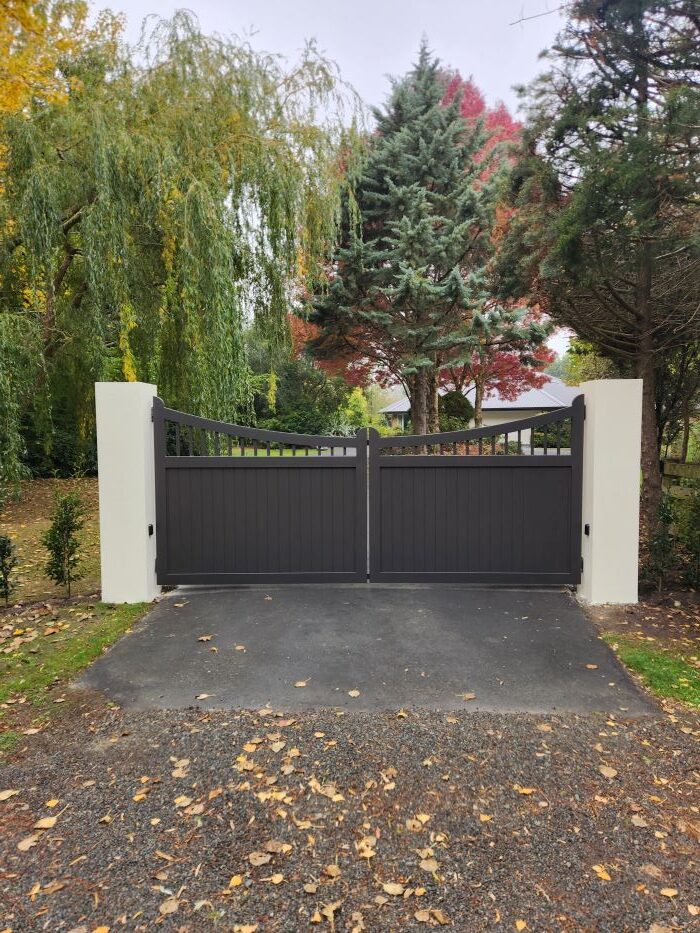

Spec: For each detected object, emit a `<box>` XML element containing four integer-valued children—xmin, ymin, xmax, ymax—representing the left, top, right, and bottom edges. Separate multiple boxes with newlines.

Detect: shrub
<box><xmin>42</xmin><ymin>492</ymin><xmax>85</xmax><ymax>597</ymax></box>
<box><xmin>643</xmin><ymin>495</ymin><xmax>676</xmax><ymax>592</ymax></box>
<box><xmin>439</xmin><ymin>391</ymin><xmax>474</xmax><ymax>432</ymax></box>
<box><xmin>0</xmin><ymin>534</ymin><xmax>18</xmax><ymax>607</ymax></box>
<box><xmin>676</xmin><ymin>491</ymin><xmax>700</xmax><ymax>588</ymax></box>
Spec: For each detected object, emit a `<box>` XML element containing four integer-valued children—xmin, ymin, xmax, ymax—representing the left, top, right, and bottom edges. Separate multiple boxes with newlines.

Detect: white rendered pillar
<box><xmin>95</xmin><ymin>382</ymin><xmax>161</xmax><ymax>603</ymax></box>
<box><xmin>577</xmin><ymin>379</ymin><xmax>643</xmax><ymax>605</ymax></box>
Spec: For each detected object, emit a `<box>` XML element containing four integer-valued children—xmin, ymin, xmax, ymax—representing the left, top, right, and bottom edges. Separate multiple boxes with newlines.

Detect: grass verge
<box><xmin>602</xmin><ymin>634</ymin><xmax>700</xmax><ymax>707</ymax></box>
<box><xmin>1</xmin><ymin>602</ymin><xmax>147</xmax><ymax>708</ymax></box>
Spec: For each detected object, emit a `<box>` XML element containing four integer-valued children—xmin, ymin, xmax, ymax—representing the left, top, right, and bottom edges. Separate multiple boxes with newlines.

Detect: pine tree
<box><xmin>496</xmin><ymin>0</ymin><xmax>700</xmax><ymax>529</ymax></box>
<box><xmin>312</xmin><ymin>44</ymin><xmax>499</xmax><ymax>435</ymax></box>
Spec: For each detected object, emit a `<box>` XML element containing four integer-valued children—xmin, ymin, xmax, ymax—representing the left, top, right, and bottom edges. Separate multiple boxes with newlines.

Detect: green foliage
<box><xmin>41</xmin><ymin>491</ymin><xmax>85</xmax><ymax>597</ymax></box>
<box><xmin>312</xmin><ymin>43</ymin><xmax>504</xmax><ymax>432</ymax></box>
<box><xmin>438</xmin><ymin>390</ymin><xmax>474</xmax><ymax>431</ymax></box>
<box><xmin>603</xmin><ymin>635</ymin><xmax>700</xmax><ymax>708</ymax></box>
<box><xmin>0</xmin><ymin>534</ymin><xmax>18</xmax><ymax>606</ymax></box>
<box><xmin>254</xmin><ymin>359</ymin><xmax>350</xmax><ymax>436</ymax></box>
<box><xmin>642</xmin><ymin>495</ymin><xmax>676</xmax><ymax>593</ymax></box>
<box><xmin>676</xmin><ymin>491</ymin><xmax>700</xmax><ymax>588</ymax></box>
<box><xmin>0</xmin><ymin>11</ymin><xmax>362</xmax><ymax>483</ymax></box>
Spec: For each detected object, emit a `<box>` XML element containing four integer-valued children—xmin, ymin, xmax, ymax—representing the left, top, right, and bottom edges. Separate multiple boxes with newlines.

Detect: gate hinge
<box><xmin>581</xmin><ymin>557</ymin><xmax>584</xmax><ymax>572</ymax></box>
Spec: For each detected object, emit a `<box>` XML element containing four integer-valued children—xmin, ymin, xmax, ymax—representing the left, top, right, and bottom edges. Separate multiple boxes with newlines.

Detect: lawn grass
<box><xmin>0</xmin><ymin>601</ymin><xmax>147</xmax><ymax>708</ymax></box>
<box><xmin>602</xmin><ymin>634</ymin><xmax>700</xmax><ymax>707</ymax></box>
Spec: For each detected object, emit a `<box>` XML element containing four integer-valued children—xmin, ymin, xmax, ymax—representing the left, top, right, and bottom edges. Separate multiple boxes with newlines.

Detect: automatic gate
<box><xmin>153</xmin><ymin>395</ymin><xmax>584</xmax><ymax>585</ymax></box>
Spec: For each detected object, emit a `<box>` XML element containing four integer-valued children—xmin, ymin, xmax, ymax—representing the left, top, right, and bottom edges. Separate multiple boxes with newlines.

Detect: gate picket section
<box><xmin>153</xmin><ymin>398</ymin><xmax>367</xmax><ymax>584</ymax></box>
<box><xmin>368</xmin><ymin>396</ymin><xmax>584</xmax><ymax>584</ymax></box>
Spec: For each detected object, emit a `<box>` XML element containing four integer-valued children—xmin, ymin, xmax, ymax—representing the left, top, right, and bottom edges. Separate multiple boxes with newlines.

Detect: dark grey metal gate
<box><xmin>153</xmin><ymin>395</ymin><xmax>584</xmax><ymax>586</ymax></box>
<box><xmin>368</xmin><ymin>396</ymin><xmax>584</xmax><ymax>584</ymax></box>
<box><xmin>153</xmin><ymin>399</ymin><xmax>367</xmax><ymax>584</ymax></box>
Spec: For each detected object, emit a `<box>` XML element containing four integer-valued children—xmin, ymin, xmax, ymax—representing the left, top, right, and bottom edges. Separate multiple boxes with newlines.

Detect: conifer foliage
<box><xmin>312</xmin><ymin>45</ymin><xmax>503</xmax><ymax>435</ymax></box>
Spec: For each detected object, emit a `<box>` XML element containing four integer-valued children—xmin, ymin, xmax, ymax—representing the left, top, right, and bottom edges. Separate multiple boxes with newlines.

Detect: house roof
<box><xmin>379</xmin><ymin>376</ymin><xmax>578</xmax><ymax>415</ymax></box>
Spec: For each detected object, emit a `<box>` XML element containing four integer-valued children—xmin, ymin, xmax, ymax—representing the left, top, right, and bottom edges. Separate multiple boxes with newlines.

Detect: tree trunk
<box><xmin>637</xmin><ymin>339</ymin><xmax>662</xmax><ymax>532</ymax></box>
<box><xmin>427</xmin><ymin>370</ymin><xmax>439</xmax><ymax>434</ymax></box>
<box><xmin>680</xmin><ymin>401</ymin><xmax>690</xmax><ymax>462</ymax></box>
<box><xmin>635</xmin><ymin>237</ymin><xmax>662</xmax><ymax>532</ymax></box>
<box><xmin>408</xmin><ymin>371</ymin><xmax>428</xmax><ymax>436</ymax></box>
<box><xmin>473</xmin><ymin>377</ymin><xmax>485</xmax><ymax>427</ymax></box>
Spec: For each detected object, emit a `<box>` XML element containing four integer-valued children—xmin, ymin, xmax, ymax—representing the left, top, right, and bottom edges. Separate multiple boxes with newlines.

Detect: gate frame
<box><xmin>367</xmin><ymin>396</ymin><xmax>585</xmax><ymax>584</ymax></box>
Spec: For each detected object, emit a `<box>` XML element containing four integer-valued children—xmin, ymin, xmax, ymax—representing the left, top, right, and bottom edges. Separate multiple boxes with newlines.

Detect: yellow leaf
<box><xmin>229</xmin><ymin>874</ymin><xmax>244</xmax><ymax>887</ymax></box>
<box><xmin>0</xmin><ymin>790</ymin><xmax>19</xmax><ymax>801</ymax></box>
<box><xmin>270</xmin><ymin>873</ymin><xmax>284</xmax><ymax>884</ymax></box>
<box><xmin>515</xmin><ymin>922</ymin><xmax>527</xmax><ymax>932</ymax></box>
<box><xmin>592</xmin><ymin>864</ymin><xmax>611</xmax><ymax>881</ymax></box>
<box><xmin>513</xmin><ymin>785</ymin><xmax>536</xmax><ymax>795</ymax></box>
<box><xmin>660</xmin><ymin>888</ymin><xmax>678</xmax><ymax>898</ymax></box>
<box><xmin>479</xmin><ymin>813</ymin><xmax>493</xmax><ymax>823</ymax></box>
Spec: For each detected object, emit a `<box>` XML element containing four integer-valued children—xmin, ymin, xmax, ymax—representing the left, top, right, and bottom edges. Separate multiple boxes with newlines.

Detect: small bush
<box><xmin>42</xmin><ymin>492</ymin><xmax>85</xmax><ymax>597</ymax></box>
<box><xmin>642</xmin><ymin>495</ymin><xmax>676</xmax><ymax>592</ymax></box>
<box><xmin>0</xmin><ymin>534</ymin><xmax>18</xmax><ymax>607</ymax></box>
<box><xmin>676</xmin><ymin>490</ymin><xmax>700</xmax><ymax>587</ymax></box>
<box><xmin>439</xmin><ymin>391</ymin><xmax>474</xmax><ymax>431</ymax></box>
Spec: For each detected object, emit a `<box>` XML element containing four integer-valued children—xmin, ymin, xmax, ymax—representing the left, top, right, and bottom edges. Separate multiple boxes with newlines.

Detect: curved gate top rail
<box><xmin>374</xmin><ymin>396</ymin><xmax>583</xmax><ymax>456</ymax></box>
<box><xmin>153</xmin><ymin>398</ymin><xmax>364</xmax><ymax>457</ymax></box>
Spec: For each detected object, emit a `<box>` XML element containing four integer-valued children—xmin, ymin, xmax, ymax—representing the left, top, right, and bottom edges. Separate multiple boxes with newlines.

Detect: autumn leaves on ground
<box><xmin>0</xmin><ymin>480</ymin><xmax>699</xmax><ymax>932</ymax></box>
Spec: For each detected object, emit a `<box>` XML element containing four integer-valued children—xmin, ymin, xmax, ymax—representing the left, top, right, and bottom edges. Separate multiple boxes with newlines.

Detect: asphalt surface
<box><xmin>2</xmin><ymin>706</ymin><xmax>698</xmax><ymax>932</ymax></box>
<box><xmin>79</xmin><ymin>585</ymin><xmax>652</xmax><ymax>714</ymax></box>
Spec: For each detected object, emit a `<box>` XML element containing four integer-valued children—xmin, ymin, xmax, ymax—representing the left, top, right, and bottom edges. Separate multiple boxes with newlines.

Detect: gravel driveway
<box><xmin>1</xmin><ymin>703</ymin><xmax>698</xmax><ymax>932</ymax></box>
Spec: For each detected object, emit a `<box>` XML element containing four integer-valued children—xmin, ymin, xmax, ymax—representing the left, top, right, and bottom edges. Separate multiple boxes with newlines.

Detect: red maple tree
<box><xmin>288</xmin><ymin>314</ymin><xmax>372</xmax><ymax>387</ymax></box>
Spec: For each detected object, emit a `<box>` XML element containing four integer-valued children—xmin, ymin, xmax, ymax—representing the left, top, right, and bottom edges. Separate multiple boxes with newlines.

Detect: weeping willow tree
<box><xmin>0</xmin><ymin>10</ymin><xmax>361</xmax><ymax>496</ymax></box>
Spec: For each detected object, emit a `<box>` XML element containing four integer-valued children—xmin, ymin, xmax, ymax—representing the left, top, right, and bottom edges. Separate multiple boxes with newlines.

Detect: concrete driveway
<box><xmin>80</xmin><ymin>585</ymin><xmax>651</xmax><ymax>714</ymax></box>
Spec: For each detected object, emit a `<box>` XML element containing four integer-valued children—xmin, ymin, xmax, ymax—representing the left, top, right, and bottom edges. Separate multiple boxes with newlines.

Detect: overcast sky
<box><xmin>110</xmin><ymin>0</ymin><xmax>565</xmax><ymax>115</ymax></box>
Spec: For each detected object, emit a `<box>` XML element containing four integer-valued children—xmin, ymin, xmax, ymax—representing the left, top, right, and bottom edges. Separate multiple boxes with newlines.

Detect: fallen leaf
<box><xmin>195</xmin><ymin>693</ymin><xmax>211</xmax><ymax>700</ymax></box>
<box><xmin>515</xmin><ymin>922</ymin><xmax>527</xmax><ymax>932</ymax></box>
<box><xmin>536</xmin><ymin>723</ymin><xmax>552</xmax><ymax>732</ymax></box>
<box><xmin>198</xmin><ymin>634</ymin><xmax>212</xmax><ymax>642</ymax></box>
<box><xmin>294</xmin><ymin>680</ymin><xmax>309</xmax><ymax>688</ymax></box>
<box><xmin>45</xmin><ymin>799</ymin><xmax>59</xmax><ymax>808</ymax></box>
<box><xmin>34</xmin><ymin>816</ymin><xmax>57</xmax><ymax>830</ymax></box>
<box><xmin>660</xmin><ymin>888</ymin><xmax>678</xmax><ymax>898</ymax></box>
<box><xmin>304</xmin><ymin>882</ymin><xmax>318</xmax><ymax>894</ymax></box>
<box><xmin>598</xmin><ymin>765</ymin><xmax>618</xmax><ymax>779</ymax></box>
<box><xmin>325</xmin><ymin>864</ymin><xmax>342</xmax><ymax>878</ymax></box>
<box><xmin>420</xmin><ymin>858</ymin><xmax>439</xmax><ymax>872</ymax></box>
<box><xmin>249</xmin><ymin>851</ymin><xmax>272</xmax><ymax>866</ymax></box>
<box><xmin>513</xmin><ymin>784</ymin><xmax>536</xmax><ymax>795</ymax></box>
<box><xmin>479</xmin><ymin>813</ymin><xmax>492</xmax><ymax>823</ymax></box>
<box><xmin>631</xmin><ymin>815</ymin><xmax>649</xmax><ymax>828</ymax></box>
<box><xmin>174</xmin><ymin>795</ymin><xmax>192</xmax><ymax>808</ymax></box>
<box><xmin>382</xmin><ymin>882</ymin><xmax>405</xmax><ymax>896</ymax></box>
<box><xmin>592</xmin><ymin>864</ymin><xmax>611</xmax><ymax>881</ymax></box>
<box><xmin>270</xmin><ymin>873</ymin><xmax>284</xmax><ymax>884</ymax></box>
<box><xmin>17</xmin><ymin>834</ymin><xmax>39</xmax><ymax>851</ymax></box>
<box><xmin>586</xmin><ymin>664</ymin><xmax>598</xmax><ymax>670</ymax></box>
<box><xmin>159</xmin><ymin>898</ymin><xmax>179</xmax><ymax>916</ymax></box>
<box><xmin>456</xmin><ymin>692</ymin><xmax>476</xmax><ymax>701</ymax></box>
<box><xmin>229</xmin><ymin>874</ymin><xmax>244</xmax><ymax>888</ymax></box>
<box><xmin>688</xmin><ymin>905</ymin><xmax>699</xmax><ymax>916</ymax></box>
<box><xmin>0</xmin><ymin>790</ymin><xmax>19</xmax><ymax>801</ymax></box>
<box><xmin>348</xmin><ymin>689</ymin><xmax>360</xmax><ymax>697</ymax></box>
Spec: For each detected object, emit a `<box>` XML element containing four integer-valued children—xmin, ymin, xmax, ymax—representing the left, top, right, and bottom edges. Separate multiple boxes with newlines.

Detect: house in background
<box><xmin>380</xmin><ymin>376</ymin><xmax>579</xmax><ymax>433</ymax></box>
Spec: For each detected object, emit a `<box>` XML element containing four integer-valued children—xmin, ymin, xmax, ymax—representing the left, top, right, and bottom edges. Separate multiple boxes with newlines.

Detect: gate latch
<box><xmin>148</xmin><ymin>524</ymin><xmax>154</xmax><ymax>536</ymax></box>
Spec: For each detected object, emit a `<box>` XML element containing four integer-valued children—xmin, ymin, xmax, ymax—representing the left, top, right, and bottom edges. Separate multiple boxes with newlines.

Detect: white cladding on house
<box><xmin>379</xmin><ymin>376</ymin><xmax>579</xmax><ymax>428</ymax></box>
